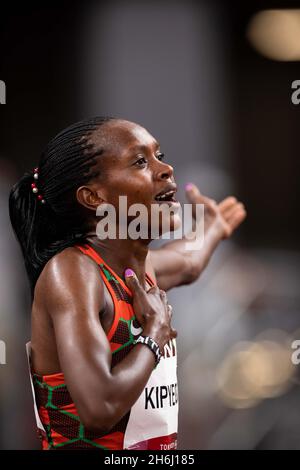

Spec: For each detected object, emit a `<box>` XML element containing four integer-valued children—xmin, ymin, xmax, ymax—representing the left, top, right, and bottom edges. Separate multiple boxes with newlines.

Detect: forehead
<box><xmin>91</xmin><ymin>119</ymin><xmax>158</xmax><ymax>157</ymax></box>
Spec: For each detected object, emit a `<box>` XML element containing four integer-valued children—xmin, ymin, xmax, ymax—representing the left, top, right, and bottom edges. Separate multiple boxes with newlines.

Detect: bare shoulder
<box><xmin>35</xmin><ymin>246</ymin><xmax>105</xmax><ymax>317</ymax></box>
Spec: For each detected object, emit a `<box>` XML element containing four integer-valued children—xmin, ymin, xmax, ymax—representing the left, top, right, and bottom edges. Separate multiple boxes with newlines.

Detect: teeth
<box><xmin>156</xmin><ymin>190</ymin><xmax>174</xmax><ymax>201</ymax></box>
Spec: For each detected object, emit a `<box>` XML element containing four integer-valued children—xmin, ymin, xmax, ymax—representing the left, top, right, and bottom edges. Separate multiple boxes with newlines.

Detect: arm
<box><xmin>44</xmin><ymin>248</ymin><xmax>174</xmax><ymax>433</ymax></box>
<box><xmin>149</xmin><ymin>184</ymin><xmax>247</xmax><ymax>291</ymax></box>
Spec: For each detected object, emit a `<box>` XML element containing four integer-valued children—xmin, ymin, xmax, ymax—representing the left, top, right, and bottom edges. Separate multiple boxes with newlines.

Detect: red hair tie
<box><xmin>31</xmin><ymin>167</ymin><xmax>45</xmax><ymax>204</ymax></box>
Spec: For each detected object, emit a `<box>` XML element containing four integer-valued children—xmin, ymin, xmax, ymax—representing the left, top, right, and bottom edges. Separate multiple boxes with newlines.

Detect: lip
<box><xmin>152</xmin><ymin>199</ymin><xmax>181</xmax><ymax>208</ymax></box>
<box><xmin>154</xmin><ymin>183</ymin><xmax>178</xmax><ymax>201</ymax></box>
<box><xmin>151</xmin><ymin>199</ymin><xmax>181</xmax><ymax>217</ymax></box>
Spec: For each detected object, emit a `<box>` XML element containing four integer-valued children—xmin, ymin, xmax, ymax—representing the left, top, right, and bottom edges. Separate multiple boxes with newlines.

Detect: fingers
<box><xmin>185</xmin><ymin>183</ymin><xmax>213</xmax><ymax>205</ymax></box>
<box><xmin>219</xmin><ymin>197</ymin><xmax>246</xmax><ymax>219</ymax></box>
<box><xmin>161</xmin><ymin>290</ymin><xmax>174</xmax><ymax>335</ymax></box>
<box><xmin>125</xmin><ymin>273</ymin><xmax>177</xmax><ymax>342</ymax></box>
<box><xmin>160</xmin><ymin>289</ymin><xmax>170</xmax><ymax>315</ymax></box>
<box><xmin>185</xmin><ymin>182</ymin><xmax>200</xmax><ymax>199</ymax></box>
<box><xmin>146</xmin><ymin>284</ymin><xmax>159</xmax><ymax>294</ymax></box>
<box><xmin>222</xmin><ymin>206</ymin><xmax>247</xmax><ymax>238</ymax></box>
<box><xmin>170</xmin><ymin>327</ymin><xmax>178</xmax><ymax>339</ymax></box>
<box><xmin>159</xmin><ymin>289</ymin><xmax>174</xmax><ymax>329</ymax></box>
<box><xmin>159</xmin><ymin>290</ymin><xmax>173</xmax><ymax>315</ymax></box>
<box><xmin>227</xmin><ymin>206</ymin><xmax>247</xmax><ymax>230</ymax></box>
<box><xmin>222</xmin><ymin>201</ymin><xmax>245</xmax><ymax>221</ymax></box>
<box><xmin>218</xmin><ymin>196</ymin><xmax>247</xmax><ymax>238</ymax></box>
<box><xmin>218</xmin><ymin>196</ymin><xmax>237</xmax><ymax>212</ymax></box>
<box><xmin>186</xmin><ymin>188</ymin><xmax>246</xmax><ymax>221</ymax></box>
<box><xmin>159</xmin><ymin>289</ymin><xmax>167</xmax><ymax>302</ymax></box>
<box><xmin>185</xmin><ymin>183</ymin><xmax>217</xmax><ymax>221</ymax></box>
<box><xmin>124</xmin><ymin>269</ymin><xmax>144</xmax><ymax>297</ymax></box>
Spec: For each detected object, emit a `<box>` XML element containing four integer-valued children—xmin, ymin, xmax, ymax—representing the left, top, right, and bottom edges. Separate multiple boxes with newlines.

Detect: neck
<box><xmin>85</xmin><ymin>233</ymin><xmax>150</xmax><ymax>289</ymax></box>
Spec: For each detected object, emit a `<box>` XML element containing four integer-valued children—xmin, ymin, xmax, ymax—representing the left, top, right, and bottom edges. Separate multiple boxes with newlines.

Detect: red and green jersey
<box><xmin>26</xmin><ymin>243</ymin><xmax>178</xmax><ymax>450</ymax></box>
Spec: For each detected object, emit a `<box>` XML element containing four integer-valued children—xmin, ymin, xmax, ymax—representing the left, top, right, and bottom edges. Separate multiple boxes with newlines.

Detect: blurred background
<box><xmin>0</xmin><ymin>0</ymin><xmax>300</xmax><ymax>449</ymax></box>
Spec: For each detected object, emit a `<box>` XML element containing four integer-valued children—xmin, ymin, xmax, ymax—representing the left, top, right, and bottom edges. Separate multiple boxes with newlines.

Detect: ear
<box><xmin>76</xmin><ymin>186</ymin><xmax>105</xmax><ymax>211</ymax></box>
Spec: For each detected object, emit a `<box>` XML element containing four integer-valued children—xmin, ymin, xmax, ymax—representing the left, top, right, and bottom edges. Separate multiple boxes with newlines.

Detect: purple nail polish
<box><xmin>185</xmin><ymin>183</ymin><xmax>194</xmax><ymax>191</ymax></box>
<box><xmin>125</xmin><ymin>268</ymin><xmax>135</xmax><ymax>277</ymax></box>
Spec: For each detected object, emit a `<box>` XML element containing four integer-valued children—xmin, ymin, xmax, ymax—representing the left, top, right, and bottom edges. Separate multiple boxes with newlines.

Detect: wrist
<box><xmin>142</xmin><ymin>326</ymin><xmax>164</xmax><ymax>352</ymax></box>
<box><xmin>133</xmin><ymin>334</ymin><xmax>162</xmax><ymax>366</ymax></box>
<box><xmin>206</xmin><ymin>220</ymin><xmax>224</xmax><ymax>245</ymax></box>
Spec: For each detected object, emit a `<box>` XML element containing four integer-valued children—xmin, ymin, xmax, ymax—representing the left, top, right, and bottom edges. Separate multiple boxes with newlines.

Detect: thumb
<box><xmin>185</xmin><ymin>182</ymin><xmax>215</xmax><ymax>206</ymax></box>
<box><xmin>124</xmin><ymin>268</ymin><xmax>143</xmax><ymax>296</ymax></box>
<box><xmin>185</xmin><ymin>182</ymin><xmax>202</xmax><ymax>201</ymax></box>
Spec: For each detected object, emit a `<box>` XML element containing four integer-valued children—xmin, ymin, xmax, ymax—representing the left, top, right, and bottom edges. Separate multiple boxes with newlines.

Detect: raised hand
<box><xmin>185</xmin><ymin>183</ymin><xmax>246</xmax><ymax>239</ymax></box>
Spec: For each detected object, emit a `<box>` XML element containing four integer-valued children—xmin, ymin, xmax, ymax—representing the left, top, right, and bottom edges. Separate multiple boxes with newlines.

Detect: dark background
<box><xmin>0</xmin><ymin>0</ymin><xmax>299</xmax><ymax>449</ymax></box>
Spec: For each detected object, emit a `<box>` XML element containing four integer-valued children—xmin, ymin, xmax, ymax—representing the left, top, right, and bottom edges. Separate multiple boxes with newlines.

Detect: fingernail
<box><xmin>185</xmin><ymin>183</ymin><xmax>194</xmax><ymax>191</ymax></box>
<box><xmin>125</xmin><ymin>268</ymin><xmax>135</xmax><ymax>277</ymax></box>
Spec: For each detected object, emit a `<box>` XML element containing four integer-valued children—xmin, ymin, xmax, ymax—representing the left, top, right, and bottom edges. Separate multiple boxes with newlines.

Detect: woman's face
<box><xmin>88</xmin><ymin>119</ymin><xmax>181</xmax><ymax>239</ymax></box>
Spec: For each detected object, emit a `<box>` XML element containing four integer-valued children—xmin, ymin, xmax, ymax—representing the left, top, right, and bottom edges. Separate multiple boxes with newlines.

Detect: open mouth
<box><xmin>154</xmin><ymin>189</ymin><xmax>177</xmax><ymax>203</ymax></box>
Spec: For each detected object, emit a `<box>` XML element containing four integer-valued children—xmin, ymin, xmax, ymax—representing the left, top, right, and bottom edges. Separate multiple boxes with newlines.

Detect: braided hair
<box><xmin>9</xmin><ymin>116</ymin><xmax>115</xmax><ymax>299</ymax></box>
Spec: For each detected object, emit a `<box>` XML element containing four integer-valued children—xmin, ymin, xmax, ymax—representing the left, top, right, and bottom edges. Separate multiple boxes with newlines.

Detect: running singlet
<box><xmin>26</xmin><ymin>243</ymin><xmax>178</xmax><ymax>450</ymax></box>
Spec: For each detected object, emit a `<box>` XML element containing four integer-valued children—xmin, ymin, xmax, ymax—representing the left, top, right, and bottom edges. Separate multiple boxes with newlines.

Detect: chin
<box><xmin>158</xmin><ymin>213</ymin><xmax>182</xmax><ymax>237</ymax></box>
<box><xmin>169</xmin><ymin>214</ymin><xmax>182</xmax><ymax>232</ymax></box>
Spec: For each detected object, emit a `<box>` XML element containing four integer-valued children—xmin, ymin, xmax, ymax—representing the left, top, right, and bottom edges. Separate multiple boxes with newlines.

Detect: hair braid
<box><xmin>9</xmin><ymin>116</ymin><xmax>115</xmax><ymax>299</ymax></box>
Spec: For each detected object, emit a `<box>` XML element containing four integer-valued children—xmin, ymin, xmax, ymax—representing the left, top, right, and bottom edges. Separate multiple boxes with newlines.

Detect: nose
<box><xmin>156</xmin><ymin>160</ymin><xmax>174</xmax><ymax>181</ymax></box>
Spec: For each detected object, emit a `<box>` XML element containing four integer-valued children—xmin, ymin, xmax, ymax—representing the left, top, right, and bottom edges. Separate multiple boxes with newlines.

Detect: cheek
<box><xmin>103</xmin><ymin>175</ymin><xmax>153</xmax><ymax>214</ymax></box>
<box><xmin>130</xmin><ymin>187</ymin><xmax>152</xmax><ymax>206</ymax></box>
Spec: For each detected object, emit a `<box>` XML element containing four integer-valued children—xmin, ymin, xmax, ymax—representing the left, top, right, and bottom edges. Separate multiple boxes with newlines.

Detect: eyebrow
<box><xmin>127</xmin><ymin>141</ymin><xmax>160</xmax><ymax>153</ymax></box>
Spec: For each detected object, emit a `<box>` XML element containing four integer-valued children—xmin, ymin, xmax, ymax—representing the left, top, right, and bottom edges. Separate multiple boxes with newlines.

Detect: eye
<box><xmin>156</xmin><ymin>152</ymin><xmax>165</xmax><ymax>161</ymax></box>
<box><xmin>134</xmin><ymin>156</ymin><xmax>147</xmax><ymax>167</ymax></box>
